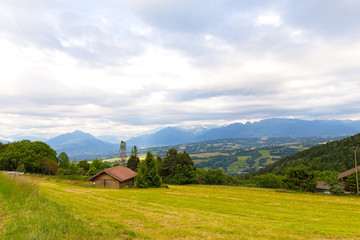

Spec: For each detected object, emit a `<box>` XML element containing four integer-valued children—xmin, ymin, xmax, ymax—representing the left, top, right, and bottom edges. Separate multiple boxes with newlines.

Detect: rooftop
<box><xmin>338</xmin><ymin>166</ymin><xmax>360</xmax><ymax>180</ymax></box>
<box><xmin>88</xmin><ymin>165</ymin><xmax>137</xmax><ymax>182</ymax></box>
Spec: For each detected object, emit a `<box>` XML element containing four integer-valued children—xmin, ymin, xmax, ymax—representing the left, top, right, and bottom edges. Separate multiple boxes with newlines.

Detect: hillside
<box><xmin>249</xmin><ymin>133</ymin><xmax>360</xmax><ymax>176</ymax></box>
<box><xmin>134</xmin><ymin>136</ymin><xmax>342</xmax><ymax>175</ymax></box>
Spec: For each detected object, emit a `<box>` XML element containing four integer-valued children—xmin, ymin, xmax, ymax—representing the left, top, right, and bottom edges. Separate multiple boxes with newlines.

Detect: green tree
<box><xmin>127</xmin><ymin>145</ymin><xmax>140</xmax><ymax>171</ymax></box>
<box><xmin>345</xmin><ymin>174</ymin><xmax>357</xmax><ymax>193</ymax></box>
<box><xmin>86</xmin><ymin>158</ymin><xmax>110</xmax><ymax>176</ymax></box>
<box><xmin>41</xmin><ymin>157</ymin><xmax>58</xmax><ymax>175</ymax></box>
<box><xmin>77</xmin><ymin>160</ymin><xmax>90</xmax><ymax>174</ymax></box>
<box><xmin>58</xmin><ymin>152</ymin><xmax>70</xmax><ymax>169</ymax></box>
<box><xmin>283</xmin><ymin>164</ymin><xmax>317</xmax><ymax>192</ymax></box>
<box><xmin>196</xmin><ymin>168</ymin><xmax>206</xmax><ymax>184</ymax></box>
<box><xmin>161</xmin><ymin>148</ymin><xmax>178</xmax><ymax>177</ymax></box>
<box><xmin>119</xmin><ymin>140</ymin><xmax>127</xmax><ymax>163</ymax></box>
<box><xmin>135</xmin><ymin>151</ymin><xmax>162</xmax><ymax>188</ymax></box>
<box><xmin>255</xmin><ymin>173</ymin><xmax>283</xmax><ymax>189</ymax></box>
<box><xmin>0</xmin><ymin>141</ymin><xmax>57</xmax><ymax>173</ymax></box>
<box><xmin>113</xmin><ymin>161</ymin><xmax>121</xmax><ymax>167</ymax></box>
<box><xmin>205</xmin><ymin>169</ymin><xmax>227</xmax><ymax>185</ymax></box>
<box><xmin>161</xmin><ymin>148</ymin><xmax>196</xmax><ymax>184</ymax></box>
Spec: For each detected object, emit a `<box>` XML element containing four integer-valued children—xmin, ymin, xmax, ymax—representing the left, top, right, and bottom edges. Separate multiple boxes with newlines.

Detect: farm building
<box><xmin>338</xmin><ymin>166</ymin><xmax>360</xmax><ymax>192</ymax></box>
<box><xmin>88</xmin><ymin>165</ymin><xmax>137</xmax><ymax>189</ymax></box>
<box><xmin>314</xmin><ymin>181</ymin><xmax>330</xmax><ymax>193</ymax></box>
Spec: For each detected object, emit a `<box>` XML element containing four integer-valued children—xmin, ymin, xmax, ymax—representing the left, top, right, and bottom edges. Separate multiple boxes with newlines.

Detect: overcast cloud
<box><xmin>1</xmin><ymin>0</ymin><xmax>360</xmax><ymax>140</ymax></box>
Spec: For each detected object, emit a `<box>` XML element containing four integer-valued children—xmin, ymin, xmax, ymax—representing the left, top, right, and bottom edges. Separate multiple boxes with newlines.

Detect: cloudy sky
<box><xmin>1</xmin><ymin>0</ymin><xmax>360</xmax><ymax>140</ymax></box>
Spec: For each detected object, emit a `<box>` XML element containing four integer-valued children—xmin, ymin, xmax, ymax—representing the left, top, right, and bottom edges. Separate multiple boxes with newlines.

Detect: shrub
<box><xmin>283</xmin><ymin>165</ymin><xmax>316</xmax><ymax>192</ymax></box>
<box><xmin>255</xmin><ymin>173</ymin><xmax>284</xmax><ymax>189</ymax></box>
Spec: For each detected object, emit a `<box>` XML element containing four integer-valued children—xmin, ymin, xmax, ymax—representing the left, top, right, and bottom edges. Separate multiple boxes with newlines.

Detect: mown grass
<box><xmin>0</xmin><ymin>174</ymin><xmax>112</xmax><ymax>240</ymax></box>
<box><xmin>2</xmin><ymin>174</ymin><xmax>360</xmax><ymax>239</ymax></box>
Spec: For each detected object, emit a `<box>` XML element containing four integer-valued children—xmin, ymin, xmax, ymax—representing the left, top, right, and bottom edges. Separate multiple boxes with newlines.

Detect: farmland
<box><xmin>1</xmin><ymin>174</ymin><xmax>360</xmax><ymax>239</ymax></box>
<box><xmin>130</xmin><ymin>137</ymin><xmax>342</xmax><ymax>175</ymax></box>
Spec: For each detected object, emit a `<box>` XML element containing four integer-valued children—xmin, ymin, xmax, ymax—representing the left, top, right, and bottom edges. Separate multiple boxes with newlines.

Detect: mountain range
<box><xmin>127</xmin><ymin>118</ymin><xmax>360</xmax><ymax>147</ymax></box>
<box><xmin>2</xmin><ymin>118</ymin><xmax>360</xmax><ymax>159</ymax></box>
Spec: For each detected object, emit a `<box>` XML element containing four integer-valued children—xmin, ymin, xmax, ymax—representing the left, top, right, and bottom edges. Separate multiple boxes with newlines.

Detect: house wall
<box><xmin>92</xmin><ymin>172</ymin><xmax>135</xmax><ymax>189</ymax></box>
<box><xmin>93</xmin><ymin>173</ymin><xmax>120</xmax><ymax>189</ymax></box>
<box><xmin>119</xmin><ymin>178</ymin><xmax>134</xmax><ymax>188</ymax></box>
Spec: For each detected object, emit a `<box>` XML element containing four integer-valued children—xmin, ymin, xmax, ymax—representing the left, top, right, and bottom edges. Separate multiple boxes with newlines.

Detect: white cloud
<box><xmin>256</xmin><ymin>13</ymin><xmax>282</xmax><ymax>27</ymax></box>
<box><xmin>0</xmin><ymin>0</ymin><xmax>360</xmax><ymax>139</ymax></box>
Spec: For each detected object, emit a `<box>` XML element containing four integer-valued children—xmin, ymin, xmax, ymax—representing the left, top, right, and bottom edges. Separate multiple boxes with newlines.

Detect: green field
<box><xmin>227</xmin><ymin>156</ymin><xmax>249</xmax><ymax>173</ymax></box>
<box><xmin>1</xmin><ymin>174</ymin><xmax>360</xmax><ymax>239</ymax></box>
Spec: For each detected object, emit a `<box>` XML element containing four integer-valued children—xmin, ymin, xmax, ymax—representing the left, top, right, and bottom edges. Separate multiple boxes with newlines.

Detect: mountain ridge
<box><xmin>46</xmin><ymin>130</ymin><xmax>118</xmax><ymax>159</ymax></box>
<box><xmin>126</xmin><ymin>118</ymin><xmax>360</xmax><ymax>147</ymax></box>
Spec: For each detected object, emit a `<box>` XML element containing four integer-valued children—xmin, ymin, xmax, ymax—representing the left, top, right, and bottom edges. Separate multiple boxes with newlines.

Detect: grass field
<box><xmin>1</xmin><ymin>174</ymin><xmax>360</xmax><ymax>239</ymax></box>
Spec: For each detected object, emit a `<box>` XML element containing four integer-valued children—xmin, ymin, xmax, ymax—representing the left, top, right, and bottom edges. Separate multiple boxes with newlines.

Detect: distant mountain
<box><xmin>127</xmin><ymin>127</ymin><xmax>197</xmax><ymax>148</ymax></box>
<box><xmin>0</xmin><ymin>134</ymin><xmax>49</xmax><ymax>142</ymax></box>
<box><xmin>125</xmin><ymin>119</ymin><xmax>360</xmax><ymax>148</ymax></box>
<box><xmin>97</xmin><ymin>135</ymin><xmax>121</xmax><ymax>144</ymax></box>
<box><xmin>46</xmin><ymin>130</ymin><xmax>118</xmax><ymax>160</ymax></box>
<box><xmin>196</xmin><ymin>118</ymin><xmax>360</xmax><ymax>141</ymax></box>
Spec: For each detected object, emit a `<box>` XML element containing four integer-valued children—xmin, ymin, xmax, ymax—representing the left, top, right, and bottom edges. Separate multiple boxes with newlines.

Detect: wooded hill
<box><xmin>248</xmin><ymin>133</ymin><xmax>360</xmax><ymax>177</ymax></box>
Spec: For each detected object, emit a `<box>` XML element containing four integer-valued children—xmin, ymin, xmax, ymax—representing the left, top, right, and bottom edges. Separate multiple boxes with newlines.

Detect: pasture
<box><xmin>1</xmin><ymin>174</ymin><xmax>360</xmax><ymax>239</ymax></box>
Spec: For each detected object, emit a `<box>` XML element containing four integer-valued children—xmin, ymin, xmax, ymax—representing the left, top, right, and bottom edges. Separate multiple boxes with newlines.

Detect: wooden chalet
<box><xmin>88</xmin><ymin>166</ymin><xmax>137</xmax><ymax>189</ymax></box>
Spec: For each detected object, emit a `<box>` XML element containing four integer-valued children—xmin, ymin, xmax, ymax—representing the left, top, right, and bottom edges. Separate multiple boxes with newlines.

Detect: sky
<box><xmin>1</xmin><ymin>0</ymin><xmax>360</xmax><ymax>140</ymax></box>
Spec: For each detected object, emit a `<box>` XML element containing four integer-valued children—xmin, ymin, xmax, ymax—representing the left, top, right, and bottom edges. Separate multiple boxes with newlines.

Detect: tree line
<box><xmin>1</xmin><ymin>139</ymin><xmax>352</xmax><ymax>194</ymax></box>
<box><xmin>125</xmin><ymin>146</ymin><xmax>239</xmax><ymax>188</ymax></box>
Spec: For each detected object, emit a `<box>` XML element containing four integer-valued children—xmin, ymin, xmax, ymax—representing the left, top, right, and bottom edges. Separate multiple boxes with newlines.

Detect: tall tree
<box><xmin>127</xmin><ymin>145</ymin><xmax>140</xmax><ymax>171</ymax></box>
<box><xmin>119</xmin><ymin>140</ymin><xmax>127</xmax><ymax>163</ymax></box>
<box><xmin>41</xmin><ymin>157</ymin><xmax>58</xmax><ymax>175</ymax></box>
<box><xmin>283</xmin><ymin>164</ymin><xmax>317</xmax><ymax>192</ymax></box>
<box><xmin>58</xmin><ymin>152</ymin><xmax>70</xmax><ymax>169</ymax></box>
<box><xmin>161</xmin><ymin>148</ymin><xmax>178</xmax><ymax>177</ymax></box>
<box><xmin>135</xmin><ymin>151</ymin><xmax>162</xmax><ymax>188</ymax></box>
<box><xmin>77</xmin><ymin>160</ymin><xmax>90</xmax><ymax>174</ymax></box>
<box><xmin>160</xmin><ymin>148</ymin><xmax>196</xmax><ymax>184</ymax></box>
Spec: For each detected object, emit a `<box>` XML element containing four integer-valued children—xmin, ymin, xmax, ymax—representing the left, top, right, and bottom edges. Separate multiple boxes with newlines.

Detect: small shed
<box><xmin>87</xmin><ymin>166</ymin><xmax>137</xmax><ymax>189</ymax></box>
<box><xmin>315</xmin><ymin>181</ymin><xmax>330</xmax><ymax>193</ymax></box>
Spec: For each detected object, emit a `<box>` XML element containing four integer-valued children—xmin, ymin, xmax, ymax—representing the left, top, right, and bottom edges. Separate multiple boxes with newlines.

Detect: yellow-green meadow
<box><xmin>1</xmin><ymin>174</ymin><xmax>360</xmax><ymax>239</ymax></box>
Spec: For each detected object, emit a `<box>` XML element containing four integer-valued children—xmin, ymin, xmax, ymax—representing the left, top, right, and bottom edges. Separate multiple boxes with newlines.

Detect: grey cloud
<box><xmin>1</xmin><ymin>0</ymin><xmax>146</xmax><ymax>66</ymax></box>
<box><xmin>283</xmin><ymin>1</ymin><xmax>360</xmax><ymax>37</ymax></box>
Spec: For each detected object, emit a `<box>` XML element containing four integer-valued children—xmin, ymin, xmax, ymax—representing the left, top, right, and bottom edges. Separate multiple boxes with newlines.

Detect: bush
<box><xmin>283</xmin><ymin>165</ymin><xmax>316</xmax><ymax>192</ymax></box>
<box><xmin>330</xmin><ymin>184</ymin><xmax>345</xmax><ymax>195</ymax></box>
<box><xmin>205</xmin><ymin>169</ymin><xmax>227</xmax><ymax>185</ymax></box>
<box><xmin>255</xmin><ymin>174</ymin><xmax>284</xmax><ymax>189</ymax></box>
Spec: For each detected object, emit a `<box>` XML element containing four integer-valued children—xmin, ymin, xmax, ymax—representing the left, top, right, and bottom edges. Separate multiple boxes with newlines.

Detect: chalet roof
<box><xmin>316</xmin><ymin>181</ymin><xmax>330</xmax><ymax>190</ymax></box>
<box><xmin>338</xmin><ymin>166</ymin><xmax>360</xmax><ymax>180</ymax></box>
<box><xmin>87</xmin><ymin>166</ymin><xmax>137</xmax><ymax>182</ymax></box>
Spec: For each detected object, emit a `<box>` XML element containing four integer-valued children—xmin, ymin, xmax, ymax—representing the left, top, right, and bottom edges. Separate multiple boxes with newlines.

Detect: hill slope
<box><xmin>250</xmin><ymin>133</ymin><xmax>360</xmax><ymax>176</ymax></box>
